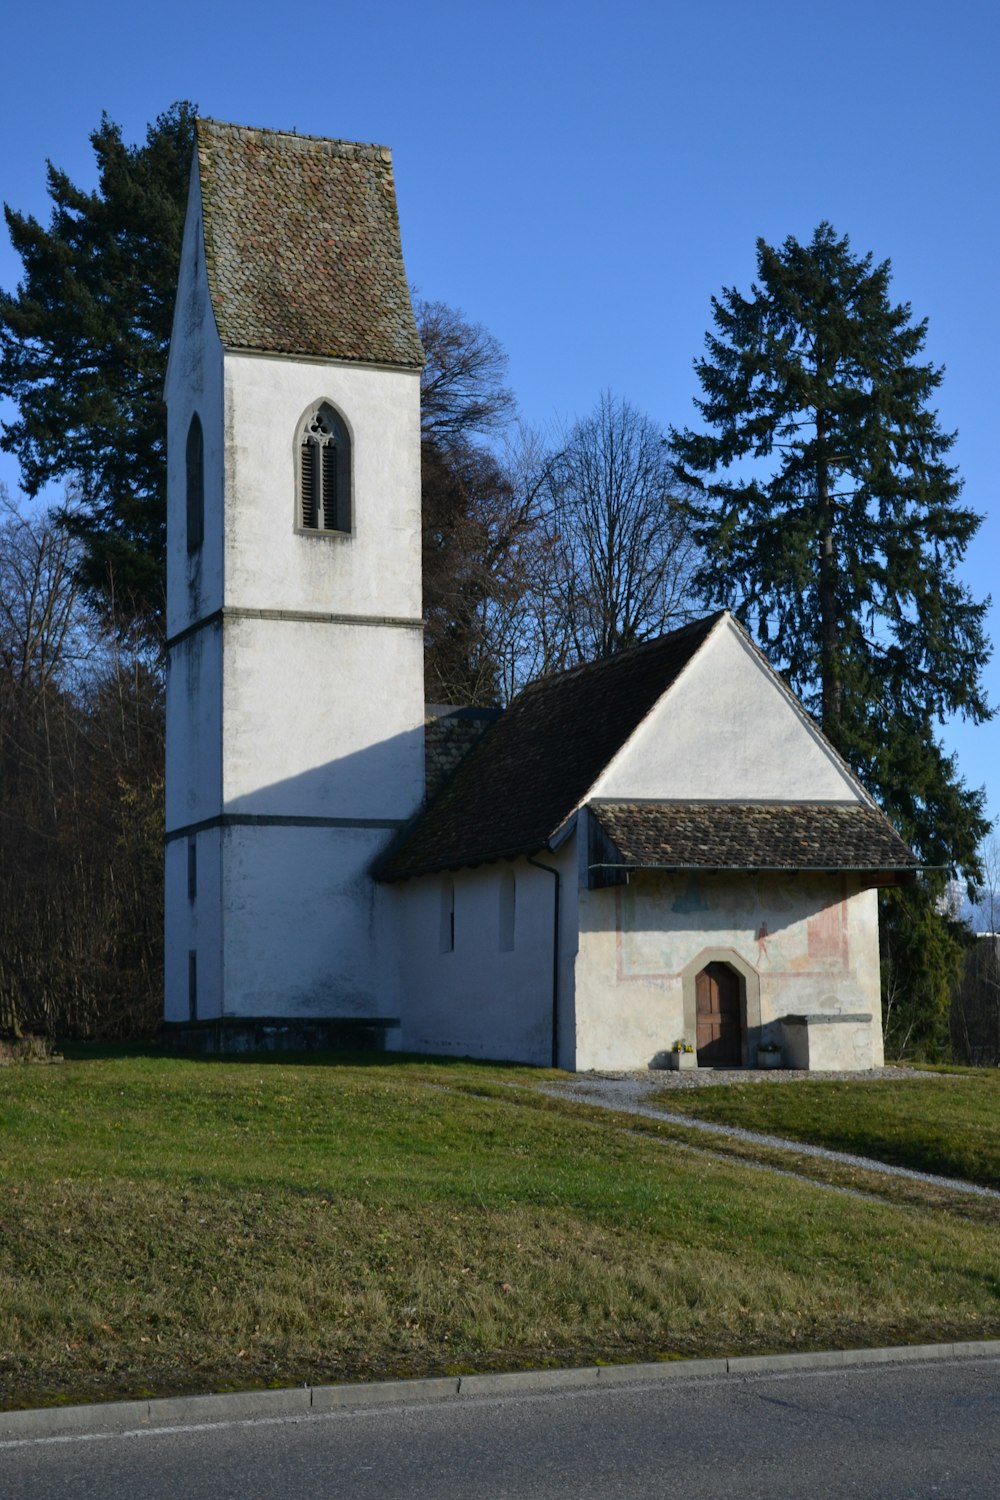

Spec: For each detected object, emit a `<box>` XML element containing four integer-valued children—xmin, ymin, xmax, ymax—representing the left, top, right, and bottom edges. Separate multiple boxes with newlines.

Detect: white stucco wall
<box><xmin>164</xmin><ymin>830</ymin><xmax>223</xmax><ymax>1022</ymax></box>
<box><xmin>592</xmin><ymin>616</ymin><xmax>866</xmax><ymax>805</ymax></box>
<box><xmin>220</xmin><ymin>616</ymin><xmax>424</xmax><ymax>819</ymax></box>
<box><xmin>222</xmin><ymin>354</ymin><xmax>422</xmax><ymax>621</ymax></box>
<box><xmin>394</xmin><ymin>846</ymin><xmax>579</xmax><ymax>1065</ymax></box>
<box><xmin>572</xmin><ymin>869</ymin><xmax>883</xmax><ymax>1071</ymax></box>
<box><xmin>165</xmin><ymin>625</ymin><xmax>223</xmax><ymax>830</ymax></box>
<box><xmin>164</xmin><ymin>161</ymin><xmax>225</xmax><ymax>640</ymax></box>
<box><xmin>219</xmin><ymin>824</ymin><xmax>399</xmax><ymax>1018</ymax></box>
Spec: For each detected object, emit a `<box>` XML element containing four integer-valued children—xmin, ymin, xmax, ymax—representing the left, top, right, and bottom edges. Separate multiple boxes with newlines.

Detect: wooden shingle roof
<box><xmin>196</xmin><ymin>119</ymin><xmax>423</xmax><ymax>367</ymax></box>
<box><xmin>588</xmin><ymin>801</ymin><xmax>918</xmax><ymax>876</ymax></box>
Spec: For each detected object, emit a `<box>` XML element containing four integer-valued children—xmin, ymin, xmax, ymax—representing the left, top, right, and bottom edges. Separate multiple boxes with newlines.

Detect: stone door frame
<box><xmin>680</xmin><ymin>947</ymin><xmax>762</xmax><ymax>1068</ymax></box>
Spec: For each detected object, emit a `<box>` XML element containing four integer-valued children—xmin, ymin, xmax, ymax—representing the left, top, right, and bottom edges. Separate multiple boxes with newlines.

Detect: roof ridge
<box><xmin>515</xmin><ymin>611</ymin><xmax>726</xmax><ymax>701</ymax></box>
<box><xmin>197</xmin><ymin>118</ymin><xmax>393</xmax><ymax>157</ymax></box>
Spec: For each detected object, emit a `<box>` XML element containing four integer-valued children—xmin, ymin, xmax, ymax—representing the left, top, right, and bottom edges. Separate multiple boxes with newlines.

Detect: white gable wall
<box><xmin>573</xmin><ymin>616</ymin><xmax>886</xmax><ymax>1071</ymax></box>
<box><xmin>592</xmin><ymin>616</ymin><xmax>866</xmax><ymax>805</ymax></box>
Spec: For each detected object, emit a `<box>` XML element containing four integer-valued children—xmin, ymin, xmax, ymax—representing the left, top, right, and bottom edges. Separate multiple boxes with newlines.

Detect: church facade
<box><xmin>163</xmin><ymin>120</ymin><xmax>918</xmax><ymax>1071</ymax></box>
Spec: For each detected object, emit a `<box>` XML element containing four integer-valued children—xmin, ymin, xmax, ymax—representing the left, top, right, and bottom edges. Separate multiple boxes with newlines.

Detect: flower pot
<box><xmin>757</xmin><ymin>1047</ymin><xmax>783</xmax><ymax>1070</ymax></box>
<box><xmin>666</xmin><ymin>1050</ymin><xmax>698</xmax><ymax>1070</ymax></box>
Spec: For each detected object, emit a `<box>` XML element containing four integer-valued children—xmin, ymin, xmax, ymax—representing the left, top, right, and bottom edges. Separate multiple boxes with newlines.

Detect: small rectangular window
<box><xmin>187</xmin><ymin>837</ymin><xmax>197</xmax><ymax>902</ymax></box>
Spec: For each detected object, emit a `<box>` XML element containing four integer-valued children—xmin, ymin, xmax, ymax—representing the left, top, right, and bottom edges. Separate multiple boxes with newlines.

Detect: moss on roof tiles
<box><xmin>196</xmin><ymin>119</ymin><xmax>423</xmax><ymax>367</ymax></box>
<box><xmin>588</xmin><ymin>801</ymin><xmax>918</xmax><ymax>873</ymax></box>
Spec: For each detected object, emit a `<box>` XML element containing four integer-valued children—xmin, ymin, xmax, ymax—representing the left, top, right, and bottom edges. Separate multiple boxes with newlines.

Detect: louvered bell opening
<box><xmin>300</xmin><ymin>441</ymin><xmax>318</xmax><ymax>528</ymax></box>
<box><xmin>321</xmin><ymin>443</ymin><xmax>339</xmax><ymax>530</ymax></box>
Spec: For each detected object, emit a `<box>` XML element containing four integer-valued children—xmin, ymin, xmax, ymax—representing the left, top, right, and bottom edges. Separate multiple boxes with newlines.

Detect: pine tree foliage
<box><xmin>670</xmin><ymin>222</ymin><xmax>992</xmax><ymax>880</ymax></box>
<box><xmin>880</xmin><ymin>885</ymin><xmax>968</xmax><ymax>1060</ymax></box>
<box><xmin>0</xmin><ymin>103</ymin><xmax>196</xmax><ymax>633</ymax></box>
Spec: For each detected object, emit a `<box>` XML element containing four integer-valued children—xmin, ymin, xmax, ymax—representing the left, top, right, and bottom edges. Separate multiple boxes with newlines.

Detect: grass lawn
<box><xmin>2</xmin><ymin>1049</ymin><xmax>999</xmax><ymax>1410</ymax></box>
<box><xmin>649</xmin><ymin>1068</ymin><xmax>1000</xmax><ymax>1190</ymax></box>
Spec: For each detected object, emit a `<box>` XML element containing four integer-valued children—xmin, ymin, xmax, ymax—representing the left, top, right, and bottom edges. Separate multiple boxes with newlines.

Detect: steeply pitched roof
<box><xmin>378</xmin><ymin>614</ymin><xmax>725</xmax><ymax>881</ymax></box>
<box><xmin>588</xmin><ymin>801</ymin><xmax>918</xmax><ymax>876</ymax></box>
<box><xmin>195</xmin><ymin>119</ymin><xmax>423</xmax><ymax>368</ymax></box>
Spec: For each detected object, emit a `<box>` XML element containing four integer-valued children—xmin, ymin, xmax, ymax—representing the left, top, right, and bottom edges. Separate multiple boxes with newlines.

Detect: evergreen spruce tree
<box><xmin>670</xmin><ymin>223</ymin><xmax>992</xmax><ymax>1053</ymax></box>
<box><xmin>0</xmin><ymin>103</ymin><xmax>196</xmax><ymax>633</ymax></box>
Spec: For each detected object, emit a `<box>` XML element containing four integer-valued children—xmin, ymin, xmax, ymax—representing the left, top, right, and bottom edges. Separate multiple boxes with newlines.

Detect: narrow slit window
<box><xmin>187</xmin><ymin>837</ymin><xmax>197</xmax><ymax>902</ymax></box>
<box><xmin>297</xmin><ymin>402</ymin><xmax>351</xmax><ymax>534</ymax></box>
<box><xmin>499</xmin><ymin>870</ymin><xmax>516</xmax><ymax>951</ymax></box>
<box><xmin>188</xmin><ymin>949</ymin><xmax>198</xmax><ymax>1022</ymax></box>
<box><xmin>440</xmin><ymin>877</ymin><xmax>455</xmax><ymax>954</ymax></box>
<box><xmin>186</xmin><ymin>413</ymin><xmax>204</xmax><ymax>553</ymax></box>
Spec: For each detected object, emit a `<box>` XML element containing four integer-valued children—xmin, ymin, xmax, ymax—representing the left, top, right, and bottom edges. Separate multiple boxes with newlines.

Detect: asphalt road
<box><xmin>3</xmin><ymin>1357</ymin><xmax>999</xmax><ymax>1499</ymax></box>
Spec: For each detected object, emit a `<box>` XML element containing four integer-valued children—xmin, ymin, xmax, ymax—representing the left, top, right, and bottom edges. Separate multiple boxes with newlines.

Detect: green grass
<box><xmin>649</xmin><ymin>1068</ymin><xmax>1000</xmax><ymax>1190</ymax></box>
<box><xmin>2</xmin><ymin>1049</ymin><xmax>999</xmax><ymax>1411</ymax></box>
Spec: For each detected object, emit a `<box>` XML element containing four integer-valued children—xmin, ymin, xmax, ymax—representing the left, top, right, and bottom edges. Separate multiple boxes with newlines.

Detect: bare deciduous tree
<box><xmin>416</xmin><ymin>296</ymin><xmax>516</xmax><ymax>448</ymax></box>
<box><xmin>0</xmin><ymin>487</ymin><xmax>163</xmax><ymax>1040</ymax></box>
<box><xmin>416</xmin><ymin>297</ymin><xmax>524</xmax><ymax>705</ymax></box>
<box><xmin>538</xmin><ymin>392</ymin><xmax>699</xmax><ymax>666</ymax></box>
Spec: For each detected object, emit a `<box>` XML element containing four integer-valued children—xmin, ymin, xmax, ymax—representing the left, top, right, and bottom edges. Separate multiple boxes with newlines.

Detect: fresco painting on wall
<box><xmin>618</xmin><ymin>873</ymin><xmax>850</xmax><ymax>981</ymax></box>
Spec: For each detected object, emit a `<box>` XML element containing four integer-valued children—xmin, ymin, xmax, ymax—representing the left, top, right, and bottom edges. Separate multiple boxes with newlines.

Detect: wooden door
<box><xmin>695</xmin><ymin>963</ymin><xmax>742</xmax><ymax>1067</ymax></box>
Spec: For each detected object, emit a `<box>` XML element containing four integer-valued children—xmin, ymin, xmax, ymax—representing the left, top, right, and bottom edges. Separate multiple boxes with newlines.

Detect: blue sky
<box><xmin>2</xmin><ymin>0</ymin><xmax>997</xmax><ymax>832</ymax></box>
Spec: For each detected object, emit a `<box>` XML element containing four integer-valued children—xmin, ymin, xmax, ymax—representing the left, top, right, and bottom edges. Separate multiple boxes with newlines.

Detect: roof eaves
<box><xmin>378</xmin><ymin>837</ymin><xmax>552</xmax><ymax>884</ymax></box>
<box><xmin>212</xmin><ymin>341</ymin><xmax>424</xmax><ymax>371</ymax></box>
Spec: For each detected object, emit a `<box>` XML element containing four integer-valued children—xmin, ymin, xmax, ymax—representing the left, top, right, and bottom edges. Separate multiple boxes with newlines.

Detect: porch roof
<box><xmin>587</xmin><ymin>800</ymin><xmax>919</xmax><ymax>882</ymax></box>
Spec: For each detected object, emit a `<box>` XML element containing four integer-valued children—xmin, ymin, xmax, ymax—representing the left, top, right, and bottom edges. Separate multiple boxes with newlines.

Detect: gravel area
<box><xmin>543</xmin><ymin>1067</ymin><xmax>1000</xmax><ymax>1202</ymax></box>
<box><xmin>569</xmin><ymin>1063</ymin><xmax>931</xmax><ymax>1095</ymax></box>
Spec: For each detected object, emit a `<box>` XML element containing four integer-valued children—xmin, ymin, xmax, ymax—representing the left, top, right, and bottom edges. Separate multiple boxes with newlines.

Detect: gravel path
<box><xmin>543</xmin><ymin>1069</ymin><xmax>1000</xmax><ymax>1203</ymax></box>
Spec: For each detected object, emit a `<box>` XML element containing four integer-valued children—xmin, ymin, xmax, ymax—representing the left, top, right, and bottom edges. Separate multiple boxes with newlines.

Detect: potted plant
<box><xmin>666</xmin><ymin>1040</ymin><xmax>697</xmax><ymax>1071</ymax></box>
<box><xmin>756</xmin><ymin>1039</ymin><xmax>783</xmax><ymax>1069</ymax></box>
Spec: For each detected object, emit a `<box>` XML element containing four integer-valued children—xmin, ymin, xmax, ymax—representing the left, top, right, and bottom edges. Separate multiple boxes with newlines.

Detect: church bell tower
<box><xmin>163</xmin><ymin>120</ymin><xmax>425</xmax><ymax>1046</ymax></box>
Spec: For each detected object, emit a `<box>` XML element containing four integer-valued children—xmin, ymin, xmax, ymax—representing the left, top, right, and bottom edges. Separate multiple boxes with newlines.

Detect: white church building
<box><xmin>163</xmin><ymin>120</ymin><xmax>918</xmax><ymax>1072</ymax></box>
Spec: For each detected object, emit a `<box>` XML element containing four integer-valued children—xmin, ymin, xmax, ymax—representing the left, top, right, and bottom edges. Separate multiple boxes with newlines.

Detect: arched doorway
<box><xmin>695</xmin><ymin>962</ymin><xmax>743</xmax><ymax>1067</ymax></box>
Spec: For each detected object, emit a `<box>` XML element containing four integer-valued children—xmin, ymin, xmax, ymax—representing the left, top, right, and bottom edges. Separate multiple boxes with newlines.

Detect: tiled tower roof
<box><xmin>195</xmin><ymin>119</ymin><xmax>424</xmax><ymax>368</ymax></box>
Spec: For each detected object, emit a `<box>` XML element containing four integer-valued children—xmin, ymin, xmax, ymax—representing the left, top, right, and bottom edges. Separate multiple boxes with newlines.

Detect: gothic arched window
<box><xmin>297</xmin><ymin>401</ymin><xmax>352</xmax><ymax>534</ymax></box>
<box><xmin>186</xmin><ymin>412</ymin><xmax>204</xmax><ymax>554</ymax></box>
